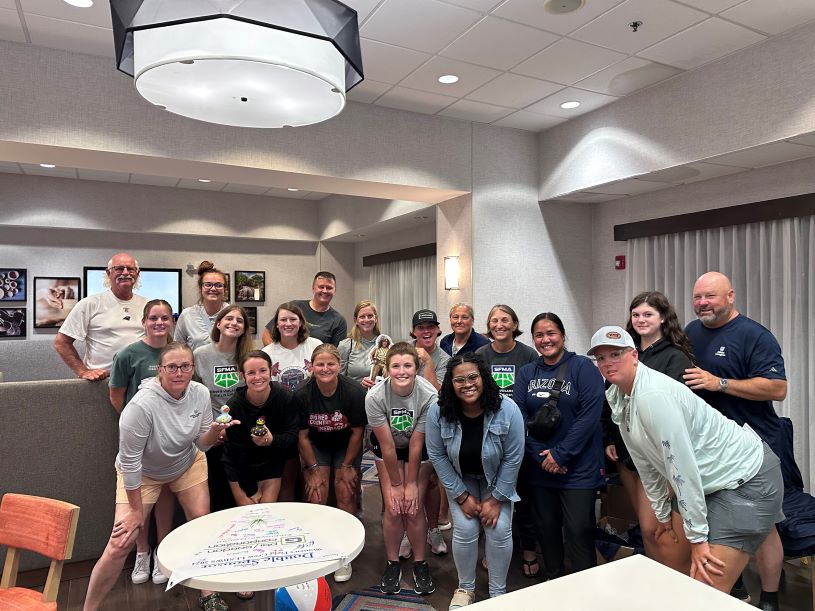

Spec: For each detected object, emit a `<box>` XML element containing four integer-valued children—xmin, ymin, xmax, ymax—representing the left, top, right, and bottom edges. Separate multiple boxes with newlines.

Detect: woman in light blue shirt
<box><xmin>426</xmin><ymin>353</ymin><xmax>525</xmax><ymax>608</ymax></box>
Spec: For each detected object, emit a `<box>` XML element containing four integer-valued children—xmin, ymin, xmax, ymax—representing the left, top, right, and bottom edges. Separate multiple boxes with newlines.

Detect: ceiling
<box><xmin>2</xmin><ymin>0</ymin><xmax>815</xmax><ymax>228</ymax></box>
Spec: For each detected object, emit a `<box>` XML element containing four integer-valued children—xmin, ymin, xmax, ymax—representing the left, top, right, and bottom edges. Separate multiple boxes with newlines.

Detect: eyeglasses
<box><xmin>108</xmin><ymin>265</ymin><xmax>138</xmax><ymax>274</ymax></box>
<box><xmin>451</xmin><ymin>372</ymin><xmax>480</xmax><ymax>386</ymax></box>
<box><xmin>593</xmin><ymin>349</ymin><xmax>631</xmax><ymax>365</ymax></box>
<box><xmin>202</xmin><ymin>282</ymin><xmax>225</xmax><ymax>289</ymax></box>
<box><xmin>159</xmin><ymin>363</ymin><xmax>194</xmax><ymax>374</ymax></box>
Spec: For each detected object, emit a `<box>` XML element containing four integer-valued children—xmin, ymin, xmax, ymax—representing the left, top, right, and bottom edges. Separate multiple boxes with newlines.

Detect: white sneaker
<box><xmin>131</xmin><ymin>550</ymin><xmax>150</xmax><ymax>584</ymax></box>
<box><xmin>398</xmin><ymin>533</ymin><xmax>412</xmax><ymax>560</ymax></box>
<box><xmin>438</xmin><ymin>519</ymin><xmax>452</xmax><ymax>531</ymax></box>
<box><xmin>151</xmin><ymin>551</ymin><xmax>168</xmax><ymax>584</ymax></box>
<box><xmin>449</xmin><ymin>588</ymin><xmax>474</xmax><ymax>609</ymax></box>
<box><xmin>334</xmin><ymin>562</ymin><xmax>353</xmax><ymax>583</ymax></box>
<box><xmin>427</xmin><ymin>527</ymin><xmax>448</xmax><ymax>555</ymax></box>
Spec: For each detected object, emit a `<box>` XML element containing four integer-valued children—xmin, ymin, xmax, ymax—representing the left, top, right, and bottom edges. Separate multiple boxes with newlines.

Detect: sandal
<box><xmin>199</xmin><ymin>593</ymin><xmax>229</xmax><ymax>611</ymax></box>
<box><xmin>236</xmin><ymin>591</ymin><xmax>255</xmax><ymax>600</ymax></box>
<box><xmin>522</xmin><ymin>558</ymin><xmax>540</xmax><ymax>578</ymax></box>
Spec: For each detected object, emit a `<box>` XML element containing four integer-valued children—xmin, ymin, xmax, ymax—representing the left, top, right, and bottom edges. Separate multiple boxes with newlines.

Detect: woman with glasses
<box><xmin>108</xmin><ymin>299</ymin><xmax>175</xmax><ymax>586</ymax></box>
<box><xmin>84</xmin><ymin>342</ymin><xmax>237</xmax><ymax>611</ymax></box>
<box><xmin>193</xmin><ymin>305</ymin><xmax>255</xmax><ymax>512</ymax></box>
<box><xmin>440</xmin><ymin>303</ymin><xmax>490</xmax><ymax>357</ymax></box>
<box><xmin>175</xmin><ymin>261</ymin><xmax>230</xmax><ymax>351</ymax></box>
<box><xmin>604</xmin><ymin>291</ymin><xmax>695</xmax><ymax>571</ymax></box>
<box><xmin>514</xmin><ymin>312</ymin><xmax>605</xmax><ymax>580</ymax></box>
<box><xmin>425</xmin><ymin>353</ymin><xmax>524</xmax><ymax>608</ymax></box>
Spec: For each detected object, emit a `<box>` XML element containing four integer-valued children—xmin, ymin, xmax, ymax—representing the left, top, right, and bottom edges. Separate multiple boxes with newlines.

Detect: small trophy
<box><xmin>251</xmin><ymin>416</ymin><xmax>267</xmax><ymax>437</ymax></box>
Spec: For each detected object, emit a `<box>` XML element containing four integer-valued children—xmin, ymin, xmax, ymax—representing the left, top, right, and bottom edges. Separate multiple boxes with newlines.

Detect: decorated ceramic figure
<box><xmin>215</xmin><ymin>405</ymin><xmax>233</xmax><ymax>424</ymax></box>
<box><xmin>251</xmin><ymin>416</ymin><xmax>267</xmax><ymax>437</ymax></box>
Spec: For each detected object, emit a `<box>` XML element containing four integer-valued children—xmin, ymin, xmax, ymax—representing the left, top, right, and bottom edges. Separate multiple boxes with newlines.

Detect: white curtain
<box><xmin>626</xmin><ymin>215</ymin><xmax>815</xmax><ymax>492</ymax></box>
<box><xmin>369</xmin><ymin>255</ymin><xmax>436</xmax><ymax>343</ymax></box>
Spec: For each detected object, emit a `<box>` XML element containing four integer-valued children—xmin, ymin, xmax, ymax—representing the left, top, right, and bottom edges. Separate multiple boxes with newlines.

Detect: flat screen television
<box><xmin>83</xmin><ymin>267</ymin><xmax>183</xmax><ymax>315</ymax></box>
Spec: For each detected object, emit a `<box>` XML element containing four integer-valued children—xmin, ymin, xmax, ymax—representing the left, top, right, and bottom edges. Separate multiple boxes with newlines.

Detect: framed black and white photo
<box><xmin>0</xmin><ymin>268</ymin><xmax>27</xmax><ymax>302</ymax></box>
<box><xmin>234</xmin><ymin>271</ymin><xmax>265</xmax><ymax>302</ymax></box>
<box><xmin>34</xmin><ymin>277</ymin><xmax>82</xmax><ymax>328</ymax></box>
<box><xmin>0</xmin><ymin>307</ymin><xmax>26</xmax><ymax>338</ymax></box>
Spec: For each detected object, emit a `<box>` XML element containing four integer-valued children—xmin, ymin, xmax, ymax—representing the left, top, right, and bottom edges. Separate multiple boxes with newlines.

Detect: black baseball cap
<box><xmin>412</xmin><ymin>309</ymin><xmax>439</xmax><ymax>328</ymax></box>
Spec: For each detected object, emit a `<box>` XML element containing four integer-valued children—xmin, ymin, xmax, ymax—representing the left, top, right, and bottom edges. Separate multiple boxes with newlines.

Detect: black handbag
<box><xmin>528</xmin><ymin>361</ymin><xmax>569</xmax><ymax>441</ymax></box>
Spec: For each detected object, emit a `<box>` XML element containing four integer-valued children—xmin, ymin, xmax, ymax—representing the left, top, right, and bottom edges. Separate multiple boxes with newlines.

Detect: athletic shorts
<box><xmin>311</xmin><ymin>443</ymin><xmax>362</xmax><ymax>470</ymax></box>
<box><xmin>369</xmin><ymin>431</ymin><xmax>428</xmax><ymax>462</ymax></box>
<box><xmin>116</xmin><ymin>450</ymin><xmax>207</xmax><ymax>504</ymax></box>
<box><xmin>706</xmin><ymin>442</ymin><xmax>785</xmax><ymax>554</ymax></box>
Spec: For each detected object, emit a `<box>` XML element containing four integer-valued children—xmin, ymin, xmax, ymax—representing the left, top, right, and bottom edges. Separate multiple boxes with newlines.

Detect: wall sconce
<box><xmin>444</xmin><ymin>256</ymin><xmax>460</xmax><ymax>290</ymax></box>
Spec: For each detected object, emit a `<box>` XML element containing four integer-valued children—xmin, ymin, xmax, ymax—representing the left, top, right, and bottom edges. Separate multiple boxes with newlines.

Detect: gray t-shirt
<box><xmin>193</xmin><ymin>343</ymin><xmax>244</xmax><ymax>414</ymax></box>
<box><xmin>411</xmin><ymin>341</ymin><xmax>450</xmax><ymax>386</ymax></box>
<box><xmin>476</xmin><ymin>341</ymin><xmax>539</xmax><ymax>398</ymax></box>
<box><xmin>365</xmin><ymin>376</ymin><xmax>437</xmax><ymax>449</ymax></box>
<box><xmin>174</xmin><ymin>303</ymin><xmax>229</xmax><ymax>351</ymax></box>
<box><xmin>338</xmin><ymin>336</ymin><xmax>377</xmax><ymax>383</ymax></box>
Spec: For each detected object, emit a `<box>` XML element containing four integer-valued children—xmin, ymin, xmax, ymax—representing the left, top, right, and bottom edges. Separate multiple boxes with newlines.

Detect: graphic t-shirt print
<box><xmin>211</xmin><ymin>364</ymin><xmax>240</xmax><ymax>405</ymax></box>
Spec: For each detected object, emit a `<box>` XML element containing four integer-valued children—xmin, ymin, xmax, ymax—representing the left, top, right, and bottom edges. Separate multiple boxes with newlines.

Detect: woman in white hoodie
<box><xmin>83</xmin><ymin>342</ymin><xmax>239</xmax><ymax>611</ymax></box>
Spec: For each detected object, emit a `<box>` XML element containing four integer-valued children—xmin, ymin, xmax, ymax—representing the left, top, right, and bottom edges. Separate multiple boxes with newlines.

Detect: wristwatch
<box><xmin>718</xmin><ymin>378</ymin><xmax>728</xmax><ymax>393</ymax></box>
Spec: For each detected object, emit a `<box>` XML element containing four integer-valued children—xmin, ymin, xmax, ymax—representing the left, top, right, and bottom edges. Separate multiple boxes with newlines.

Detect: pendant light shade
<box><xmin>110</xmin><ymin>0</ymin><xmax>364</xmax><ymax>128</ymax></box>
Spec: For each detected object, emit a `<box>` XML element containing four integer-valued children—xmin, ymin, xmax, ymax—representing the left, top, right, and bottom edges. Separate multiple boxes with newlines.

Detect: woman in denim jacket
<box><xmin>426</xmin><ymin>353</ymin><xmax>525</xmax><ymax>609</ymax></box>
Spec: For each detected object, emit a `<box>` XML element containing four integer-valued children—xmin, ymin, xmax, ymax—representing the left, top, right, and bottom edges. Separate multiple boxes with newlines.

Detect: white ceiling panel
<box><xmin>555</xmin><ymin>191</ymin><xmax>623</xmax><ymax>203</ymax></box>
<box><xmin>721</xmin><ymin>0</ymin><xmax>815</xmax><ymax>36</ymax></box>
<box><xmin>374</xmin><ymin>86</ymin><xmax>458</xmax><ymax>114</ymax></box>
<box><xmin>398</xmin><ymin>56</ymin><xmax>501</xmax><ymax>97</ymax></box>
<box><xmin>491</xmin><ymin>109</ymin><xmax>566</xmax><ymax>131</ymax></box>
<box><xmin>513</xmin><ymin>38</ymin><xmax>627</xmax><ymax>84</ymax></box>
<box><xmin>129</xmin><ymin>174</ymin><xmax>180</xmax><ymax>187</ymax></box>
<box><xmin>442</xmin><ymin>0</ymin><xmax>504</xmax><ymax>11</ymax></box>
<box><xmin>25</xmin><ymin>14</ymin><xmax>114</xmax><ymax>58</ymax></box>
<box><xmin>77</xmin><ymin>169</ymin><xmax>130</xmax><ymax>183</ymax></box>
<box><xmin>360</xmin><ymin>0</ymin><xmax>482</xmax><ymax>54</ymax></box>
<box><xmin>0</xmin><ymin>0</ymin><xmax>17</xmax><ymax>9</ymax></box>
<box><xmin>676</xmin><ymin>0</ymin><xmax>743</xmax><ymax>12</ymax></box>
<box><xmin>176</xmin><ymin>179</ymin><xmax>227</xmax><ymax>191</ymax></box>
<box><xmin>359</xmin><ymin>39</ymin><xmax>431</xmax><ymax>84</ymax></box>
<box><xmin>466</xmin><ymin>73</ymin><xmax>562</xmax><ymax>108</ymax></box>
<box><xmin>21</xmin><ymin>0</ymin><xmax>112</xmax><ymax>28</ymax></box>
<box><xmin>575</xmin><ymin>57</ymin><xmax>680</xmax><ymax>96</ymax></box>
<box><xmin>641</xmin><ymin>161</ymin><xmax>746</xmax><ymax>183</ymax></box>
<box><xmin>0</xmin><ymin>8</ymin><xmax>26</xmax><ymax>44</ymax></box>
<box><xmin>438</xmin><ymin>99</ymin><xmax>513</xmax><ymax>123</ymax></box>
<box><xmin>705</xmin><ymin>141</ymin><xmax>815</xmax><ymax>168</ymax></box>
<box><xmin>302</xmin><ymin>191</ymin><xmax>330</xmax><ymax>201</ymax></box>
<box><xmin>525</xmin><ymin>87</ymin><xmax>618</xmax><ymax>118</ymax></box>
<box><xmin>221</xmin><ymin>184</ymin><xmax>271</xmax><ymax>195</ymax></box>
<box><xmin>347</xmin><ymin>79</ymin><xmax>392</xmax><ymax>104</ymax></box>
<box><xmin>637</xmin><ymin>17</ymin><xmax>766</xmax><ymax>70</ymax></box>
<box><xmin>440</xmin><ymin>16</ymin><xmax>559</xmax><ymax>71</ymax></box>
<box><xmin>590</xmin><ymin>177</ymin><xmax>668</xmax><ymax>195</ymax></box>
<box><xmin>20</xmin><ymin>163</ymin><xmax>78</xmax><ymax>179</ymax></box>
<box><xmin>786</xmin><ymin>133</ymin><xmax>815</xmax><ymax>148</ymax></box>
<box><xmin>494</xmin><ymin>0</ymin><xmax>624</xmax><ymax>35</ymax></box>
<box><xmin>571</xmin><ymin>0</ymin><xmax>707</xmax><ymax>55</ymax></box>
<box><xmin>681</xmin><ymin>162</ymin><xmax>748</xmax><ymax>183</ymax></box>
<box><xmin>342</xmin><ymin>0</ymin><xmax>384</xmax><ymax>24</ymax></box>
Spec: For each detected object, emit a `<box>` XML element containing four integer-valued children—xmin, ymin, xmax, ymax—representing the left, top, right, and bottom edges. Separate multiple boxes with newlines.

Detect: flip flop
<box><xmin>522</xmin><ymin>558</ymin><xmax>540</xmax><ymax>578</ymax></box>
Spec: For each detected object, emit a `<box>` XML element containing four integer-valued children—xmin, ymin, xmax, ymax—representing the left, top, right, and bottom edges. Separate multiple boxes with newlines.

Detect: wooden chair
<box><xmin>0</xmin><ymin>493</ymin><xmax>80</xmax><ymax>610</ymax></box>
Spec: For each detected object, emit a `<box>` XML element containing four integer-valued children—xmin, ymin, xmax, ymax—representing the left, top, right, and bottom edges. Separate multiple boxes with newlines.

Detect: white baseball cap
<box><xmin>587</xmin><ymin>325</ymin><xmax>636</xmax><ymax>356</ymax></box>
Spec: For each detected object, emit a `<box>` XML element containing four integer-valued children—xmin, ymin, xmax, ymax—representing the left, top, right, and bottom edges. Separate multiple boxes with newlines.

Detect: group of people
<box><xmin>55</xmin><ymin>253</ymin><xmax>789</xmax><ymax>611</ymax></box>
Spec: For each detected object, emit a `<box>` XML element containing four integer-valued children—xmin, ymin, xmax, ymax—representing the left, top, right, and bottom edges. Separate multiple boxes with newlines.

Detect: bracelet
<box><xmin>391</xmin><ymin>481</ymin><xmax>403</xmax><ymax>487</ymax></box>
<box><xmin>303</xmin><ymin>463</ymin><xmax>319</xmax><ymax>472</ymax></box>
<box><xmin>340</xmin><ymin>463</ymin><xmax>355</xmax><ymax>469</ymax></box>
<box><xmin>456</xmin><ymin>491</ymin><xmax>470</xmax><ymax>505</ymax></box>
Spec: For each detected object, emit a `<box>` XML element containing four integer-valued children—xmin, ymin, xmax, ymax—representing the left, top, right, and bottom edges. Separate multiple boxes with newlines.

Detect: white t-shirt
<box><xmin>262</xmin><ymin>337</ymin><xmax>322</xmax><ymax>392</ymax></box>
<box><xmin>59</xmin><ymin>291</ymin><xmax>148</xmax><ymax>371</ymax></box>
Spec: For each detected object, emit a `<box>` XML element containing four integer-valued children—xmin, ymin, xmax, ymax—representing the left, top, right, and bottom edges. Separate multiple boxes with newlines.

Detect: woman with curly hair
<box><xmin>425</xmin><ymin>353</ymin><xmax>524</xmax><ymax>608</ymax></box>
<box><xmin>605</xmin><ymin>291</ymin><xmax>695</xmax><ymax>571</ymax></box>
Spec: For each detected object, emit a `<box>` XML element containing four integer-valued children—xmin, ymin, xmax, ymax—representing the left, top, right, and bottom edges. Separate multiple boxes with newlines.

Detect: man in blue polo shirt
<box><xmin>684</xmin><ymin>271</ymin><xmax>786</xmax><ymax>611</ymax></box>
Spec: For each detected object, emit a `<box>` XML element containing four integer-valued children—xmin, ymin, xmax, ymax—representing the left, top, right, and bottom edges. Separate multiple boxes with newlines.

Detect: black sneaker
<box><xmin>729</xmin><ymin>576</ymin><xmax>750</xmax><ymax>603</ymax></box>
<box><xmin>412</xmin><ymin>560</ymin><xmax>435</xmax><ymax>595</ymax></box>
<box><xmin>381</xmin><ymin>561</ymin><xmax>401</xmax><ymax>594</ymax></box>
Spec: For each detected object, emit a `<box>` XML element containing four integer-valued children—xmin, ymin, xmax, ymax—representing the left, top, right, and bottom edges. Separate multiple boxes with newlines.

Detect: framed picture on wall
<box><xmin>0</xmin><ymin>307</ymin><xmax>26</xmax><ymax>338</ymax></box>
<box><xmin>243</xmin><ymin>306</ymin><xmax>258</xmax><ymax>336</ymax></box>
<box><xmin>34</xmin><ymin>277</ymin><xmax>82</xmax><ymax>328</ymax></box>
<box><xmin>0</xmin><ymin>268</ymin><xmax>27</xmax><ymax>302</ymax></box>
<box><xmin>234</xmin><ymin>271</ymin><xmax>265</xmax><ymax>302</ymax></box>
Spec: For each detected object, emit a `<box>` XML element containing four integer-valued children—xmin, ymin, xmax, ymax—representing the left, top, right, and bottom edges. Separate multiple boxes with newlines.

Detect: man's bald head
<box><xmin>692</xmin><ymin>271</ymin><xmax>737</xmax><ymax>328</ymax></box>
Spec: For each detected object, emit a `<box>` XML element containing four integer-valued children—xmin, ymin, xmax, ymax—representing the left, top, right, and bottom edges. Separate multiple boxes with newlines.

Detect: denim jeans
<box><xmin>446</xmin><ymin>474</ymin><xmax>513</xmax><ymax>598</ymax></box>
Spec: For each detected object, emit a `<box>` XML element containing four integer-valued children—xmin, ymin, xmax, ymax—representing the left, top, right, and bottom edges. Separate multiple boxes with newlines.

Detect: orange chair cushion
<box><xmin>0</xmin><ymin>587</ymin><xmax>57</xmax><ymax>610</ymax></box>
<box><xmin>0</xmin><ymin>495</ymin><xmax>76</xmax><ymax>559</ymax></box>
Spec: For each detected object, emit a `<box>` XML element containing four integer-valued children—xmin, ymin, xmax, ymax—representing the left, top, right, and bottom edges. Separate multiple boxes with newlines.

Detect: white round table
<box><xmin>156</xmin><ymin>503</ymin><xmax>365</xmax><ymax>602</ymax></box>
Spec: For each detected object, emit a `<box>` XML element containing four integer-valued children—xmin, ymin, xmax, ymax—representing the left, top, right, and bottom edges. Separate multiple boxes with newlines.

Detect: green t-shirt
<box><xmin>109</xmin><ymin>341</ymin><xmax>162</xmax><ymax>406</ymax></box>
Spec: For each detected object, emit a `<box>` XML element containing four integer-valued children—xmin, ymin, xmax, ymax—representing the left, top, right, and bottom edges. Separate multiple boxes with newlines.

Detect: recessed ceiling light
<box><xmin>438</xmin><ymin>74</ymin><xmax>459</xmax><ymax>84</ymax></box>
<box><xmin>287</xmin><ymin>188</ymin><xmax>299</xmax><ymax>191</ymax></box>
<box><xmin>39</xmin><ymin>163</ymin><xmax>56</xmax><ymax>168</ymax></box>
<box><xmin>64</xmin><ymin>0</ymin><xmax>94</xmax><ymax>7</ymax></box>
<box><xmin>197</xmin><ymin>179</ymin><xmax>212</xmax><ymax>183</ymax></box>
<box><xmin>560</xmin><ymin>101</ymin><xmax>581</xmax><ymax>109</ymax></box>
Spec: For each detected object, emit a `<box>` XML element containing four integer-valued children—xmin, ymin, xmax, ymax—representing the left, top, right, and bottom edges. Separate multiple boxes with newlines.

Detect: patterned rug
<box><xmin>332</xmin><ymin>587</ymin><xmax>437</xmax><ymax>610</ymax></box>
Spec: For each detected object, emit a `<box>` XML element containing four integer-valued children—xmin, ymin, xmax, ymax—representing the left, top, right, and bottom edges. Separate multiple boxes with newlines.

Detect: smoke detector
<box><xmin>544</xmin><ymin>0</ymin><xmax>585</xmax><ymax>14</ymax></box>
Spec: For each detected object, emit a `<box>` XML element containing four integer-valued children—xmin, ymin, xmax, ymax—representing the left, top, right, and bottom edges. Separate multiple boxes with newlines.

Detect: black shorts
<box><xmin>369</xmin><ymin>431</ymin><xmax>428</xmax><ymax>462</ymax></box>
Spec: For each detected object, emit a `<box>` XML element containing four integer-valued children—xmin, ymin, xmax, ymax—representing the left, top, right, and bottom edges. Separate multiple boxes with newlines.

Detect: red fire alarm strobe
<box><xmin>615</xmin><ymin>255</ymin><xmax>626</xmax><ymax>270</ymax></box>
